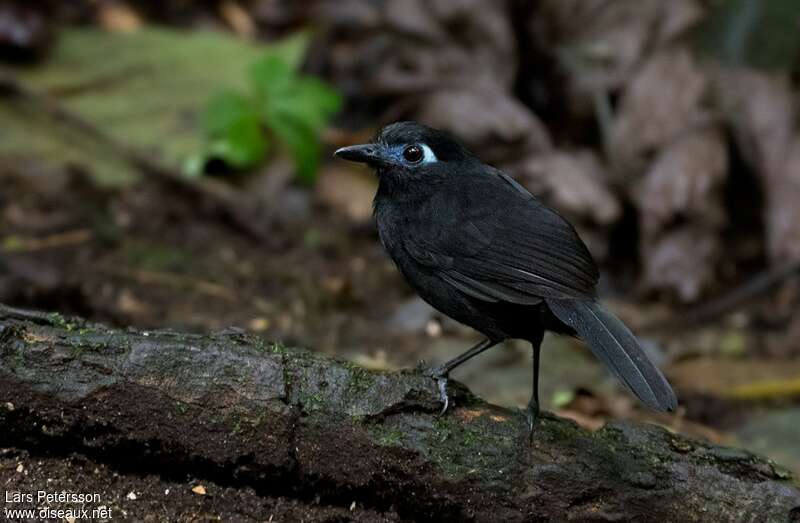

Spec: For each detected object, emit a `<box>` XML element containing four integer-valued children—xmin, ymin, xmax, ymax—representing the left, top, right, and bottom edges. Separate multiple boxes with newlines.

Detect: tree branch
<box><xmin>0</xmin><ymin>303</ymin><xmax>798</xmax><ymax>521</ymax></box>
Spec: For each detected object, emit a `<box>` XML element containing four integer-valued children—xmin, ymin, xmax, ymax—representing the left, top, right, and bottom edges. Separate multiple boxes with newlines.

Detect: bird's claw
<box><xmin>436</xmin><ymin>377</ymin><xmax>449</xmax><ymax>414</ymax></box>
<box><xmin>423</xmin><ymin>366</ymin><xmax>451</xmax><ymax>414</ymax></box>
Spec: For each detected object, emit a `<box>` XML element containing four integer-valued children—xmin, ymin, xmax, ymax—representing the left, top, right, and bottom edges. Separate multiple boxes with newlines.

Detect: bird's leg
<box><xmin>426</xmin><ymin>338</ymin><xmax>500</xmax><ymax>414</ymax></box>
<box><xmin>527</xmin><ymin>332</ymin><xmax>544</xmax><ymax>443</ymax></box>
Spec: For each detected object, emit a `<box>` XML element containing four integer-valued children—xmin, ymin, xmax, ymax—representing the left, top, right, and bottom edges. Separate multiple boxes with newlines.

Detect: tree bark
<box><xmin>0</xmin><ymin>304</ymin><xmax>798</xmax><ymax>522</ymax></box>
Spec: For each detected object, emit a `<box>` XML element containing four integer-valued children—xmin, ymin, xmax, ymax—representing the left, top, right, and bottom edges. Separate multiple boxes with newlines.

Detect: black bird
<box><xmin>335</xmin><ymin>122</ymin><xmax>677</xmax><ymax>432</ymax></box>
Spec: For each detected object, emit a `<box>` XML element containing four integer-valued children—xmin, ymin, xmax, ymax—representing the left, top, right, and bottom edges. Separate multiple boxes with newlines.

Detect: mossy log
<box><xmin>0</xmin><ymin>304</ymin><xmax>798</xmax><ymax>522</ymax></box>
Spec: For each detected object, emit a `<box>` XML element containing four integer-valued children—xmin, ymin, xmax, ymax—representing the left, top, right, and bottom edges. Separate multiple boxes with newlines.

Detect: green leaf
<box><xmin>208</xmin><ymin>117</ymin><xmax>267</xmax><ymax>169</ymax></box>
<box><xmin>267</xmin><ymin>112</ymin><xmax>320</xmax><ymax>184</ymax></box>
<box><xmin>249</xmin><ymin>53</ymin><xmax>341</xmax><ymax>131</ymax></box>
<box><xmin>265</xmin><ymin>30</ymin><xmax>311</xmax><ymax>70</ymax></box>
<box><xmin>204</xmin><ymin>90</ymin><xmax>253</xmax><ymax>135</ymax></box>
<box><xmin>0</xmin><ymin>27</ymin><xmax>310</xmax><ymax>185</ymax></box>
<box><xmin>697</xmin><ymin>0</ymin><xmax>800</xmax><ymax>71</ymax></box>
<box><xmin>197</xmin><ymin>48</ymin><xmax>340</xmax><ymax>180</ymax></box>
<box><xmin>201</xmin><ymin>91</ymin><xmax>267</xmax><ymax>169</ymax></box>
<box><xmin>249</xmin><ymin>55</ymin><xmax>295</xmax><ymax>100</ymax></box>
<box><xmin>247</xmin><ymin>54</ymin><xmax>341</xmax><ymax>182</ymax></box>
<box><xmin>202</xmin><ymin>90</ymin><xmax>267</xmax><ymax>169</ymax></box>
<box><xmin>270</xmin><ymin>77</ymin><xmax>342</xmax><ymax>131</ymax></box>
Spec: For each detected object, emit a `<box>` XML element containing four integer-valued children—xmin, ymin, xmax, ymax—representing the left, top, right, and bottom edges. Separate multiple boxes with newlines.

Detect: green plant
<box><xmin>192</xmin><ymin>54</ymin><xmax>341</xmax><ymax>183</ymax></box>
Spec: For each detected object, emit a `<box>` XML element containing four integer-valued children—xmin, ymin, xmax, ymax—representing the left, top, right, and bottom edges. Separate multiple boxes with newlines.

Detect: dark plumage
<box><xmin>335</xmin><ymin>122</ymin><xmax>676</xmax><ymax>433</ymax></box>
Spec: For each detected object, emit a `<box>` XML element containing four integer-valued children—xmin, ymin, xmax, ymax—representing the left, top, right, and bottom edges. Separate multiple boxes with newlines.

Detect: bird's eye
<box><xmin>403</xmin><ymin>145</ymin><xmax>424</xmax><ymax>163</ymax></box>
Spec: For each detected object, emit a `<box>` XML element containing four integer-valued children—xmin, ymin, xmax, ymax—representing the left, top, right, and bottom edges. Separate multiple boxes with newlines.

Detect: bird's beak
<box><xmin>334</xmin><ymin>144</ymin><xmax>385</xmax><ymax>165</ymax></box>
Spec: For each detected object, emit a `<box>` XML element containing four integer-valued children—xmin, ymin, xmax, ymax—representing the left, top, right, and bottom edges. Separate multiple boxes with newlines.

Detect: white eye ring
<box><xmin>419</xmin><ymin>144</ymin><xmax>437</xmax><ymax>164</ymax></box>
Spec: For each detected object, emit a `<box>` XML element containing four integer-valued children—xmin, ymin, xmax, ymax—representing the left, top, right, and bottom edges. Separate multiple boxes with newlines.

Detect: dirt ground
<box><xmin>1</xmin><ymin>448</ymin><xmax>399</xmax><ymax>522</ymax></box>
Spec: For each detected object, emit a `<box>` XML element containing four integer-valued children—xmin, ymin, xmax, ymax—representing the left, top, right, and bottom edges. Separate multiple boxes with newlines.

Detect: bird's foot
<box><xmin>423</xmin><ymin>366</ymin><xmax>450</xmax><ymax>414</ymax></box>
<box><xmin>526</xmin><ymin>399</ymin><xmax>540</xmax><ymax>445</ymax></box>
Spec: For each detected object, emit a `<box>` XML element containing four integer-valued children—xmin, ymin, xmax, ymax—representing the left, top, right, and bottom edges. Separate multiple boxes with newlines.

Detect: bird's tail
<box><xmin>546</xmin><ymin>298</ymin><xmax>677</xmax><ymax>412</ymax></box>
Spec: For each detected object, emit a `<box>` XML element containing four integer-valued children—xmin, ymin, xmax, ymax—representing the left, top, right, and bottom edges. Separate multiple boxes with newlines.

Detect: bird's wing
<box><xmin>404</xmin><ymin>169</ymin><xmax>598</xmax><ymax>303</ymax></box>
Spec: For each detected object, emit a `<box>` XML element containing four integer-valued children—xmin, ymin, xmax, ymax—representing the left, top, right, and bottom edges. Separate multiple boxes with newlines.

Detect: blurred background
<box><xmin>1</xmin><ymin>0</ymin><xmax>799</xmax><ymax>475</ymax></box>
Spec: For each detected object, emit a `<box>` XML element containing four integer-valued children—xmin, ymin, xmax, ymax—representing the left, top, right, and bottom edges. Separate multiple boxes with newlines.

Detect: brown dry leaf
<box><xmin>383</xmin><ymin>0</ymin><xmax>445</xmax><ymax>41</ymax></box>
<box><xmin>191</xmin><ymin>485</ymin><xmax>207</xmax><ymax>495</ymax></box>
<box><xmin>314</xmin><ymin>166</ymin><xmax>377</xmax><ymax>223</ymax></box>
<box><xmin>116</xmin><ymin>289</ymin><xmax>147</xmax><ymax>316</ymax></box>
<box><xmin>515</xmin><ymin>150</ymin><xmax>620</xmax><ymax>226</ymax></box>
<box><xmin>641</xmin><ymin>229</ymin><xmax>719</xmax><ymax>302</ymax></box>
<box><xmin>635</xmin><ymin>128</ymin><xmax>728</xmax><ymax>233</ymax></box>
<box><xmin>766</xmin><ymin>138</ymin><xmax>800</xmax><ymax>262</ymax></box>
<box><xmin>711</xmin><ymin>68</ymin><xmax>800</xmax><ymax>263</ymax></box>
<box><xmin>712</xmin><ymin>69</ymin><xmax>793</xmax><ymax>183</ymax></box>
<box><xmin>656</xmin><ymin>0</ymin><xmax>706</xmax><ymax>44</ymax></box>
<box><xmin>418</xmin><ymin>88</ymin><xmax>552</xmax><ymax>163</ymax></box>
<box><xmin>634</xmin><ymin>128</ymin><xmax>728</xmax><ymax>301</ymax></box>
<box><xmin>316</xmin><ymin>0</ymin><xmax>515</xmax><ymax>96</ymax></box>
<box><xmin>609</xmin><ymin>47</ymin><xmax>710</xmax><ymax>174</ymax></box>
<box><xmin>535</xmin><ymin>0</ymin><xmax>704</xmax><ymax>92</ymax></box>
<box><xmin>220</xmin><ymin>1</ymin><xmax>255</xmax><ymax>37</ymax></box>
<box><xmin>314</xmin><ymin>0</ymin><xmax>537</xmax><ymax>166</ymax></box>
<box><xmin>97</xmin><ymin>2</ymin><xmax>141</xmax><ymax>33</ymax></box>
<box><xmin>710</xmin><ymin>68</ymin><xmax>800</xmax><ymax>266</ymax></box>
<box><xmin>540</xmin><ymin>0</ymin><xmax>661</xmax><ymax>90</ymax></box>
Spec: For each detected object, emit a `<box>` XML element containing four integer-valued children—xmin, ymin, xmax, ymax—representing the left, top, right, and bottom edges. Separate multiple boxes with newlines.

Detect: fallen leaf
<box><xmin>1</xmin><ymin>28</ymin><xmax>308</xmax><ymax>185</ymax></box>
<box><xmin>515</xmin><ymin>149</ymin><xmax>621</xmax><ymax>226</ymax></box>
<box><xmin>314</xmin><ymin>167</ymin><xmax>376</xmax><ymax>223</ymax></box>
<box><xmin>316</xmin><ymin>0</ymin><xmax>516</xmax><ymax>119</ymax></box>
<box><xmin>220</xmin><ymin>0</ymin><xmax>256</xmax><ymax>37</ymax></box>
<box><xmin>713</xmin><ymin>68</ymin><xmax>800</xmax><ymax>263</ymax></box>
<box><xmin>537</xmin><ymin>0</ymin><xmax>704</xmax><ymax>95</ymax></box>
<box><xmin>191</xmin><ymin>485</ymin><xmax>207</xmax><ymax>495</ymax></box>
<box><xmin>610</xmin><ymin>47</ymin><xmax>710</xmax><ymax>174</ymax></box>
<box><xmin>418</xmin><ymin>88</ymin><xmax>552</xmax><ymax>164</ymax></box>
<box><xmin>97</xmin><ymin>3</ymin><xmax>141</xmax><ymax>33</ymax></box>
<box><xmin>641</xmin><ymin>230</ymin><xmax>720</xmax><ymax>303</ymax></box>
<box><xmin>634</xmin><ymin>127</ymin><xmax>728</xmax><ymax>301</ymax></box>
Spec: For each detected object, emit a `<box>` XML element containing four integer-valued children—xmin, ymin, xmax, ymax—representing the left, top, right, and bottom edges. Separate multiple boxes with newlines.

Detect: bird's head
<box><xmin>334</xmin><ymin>121</ymin><xmax>475</xmax><ymax>191</ymax></box>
